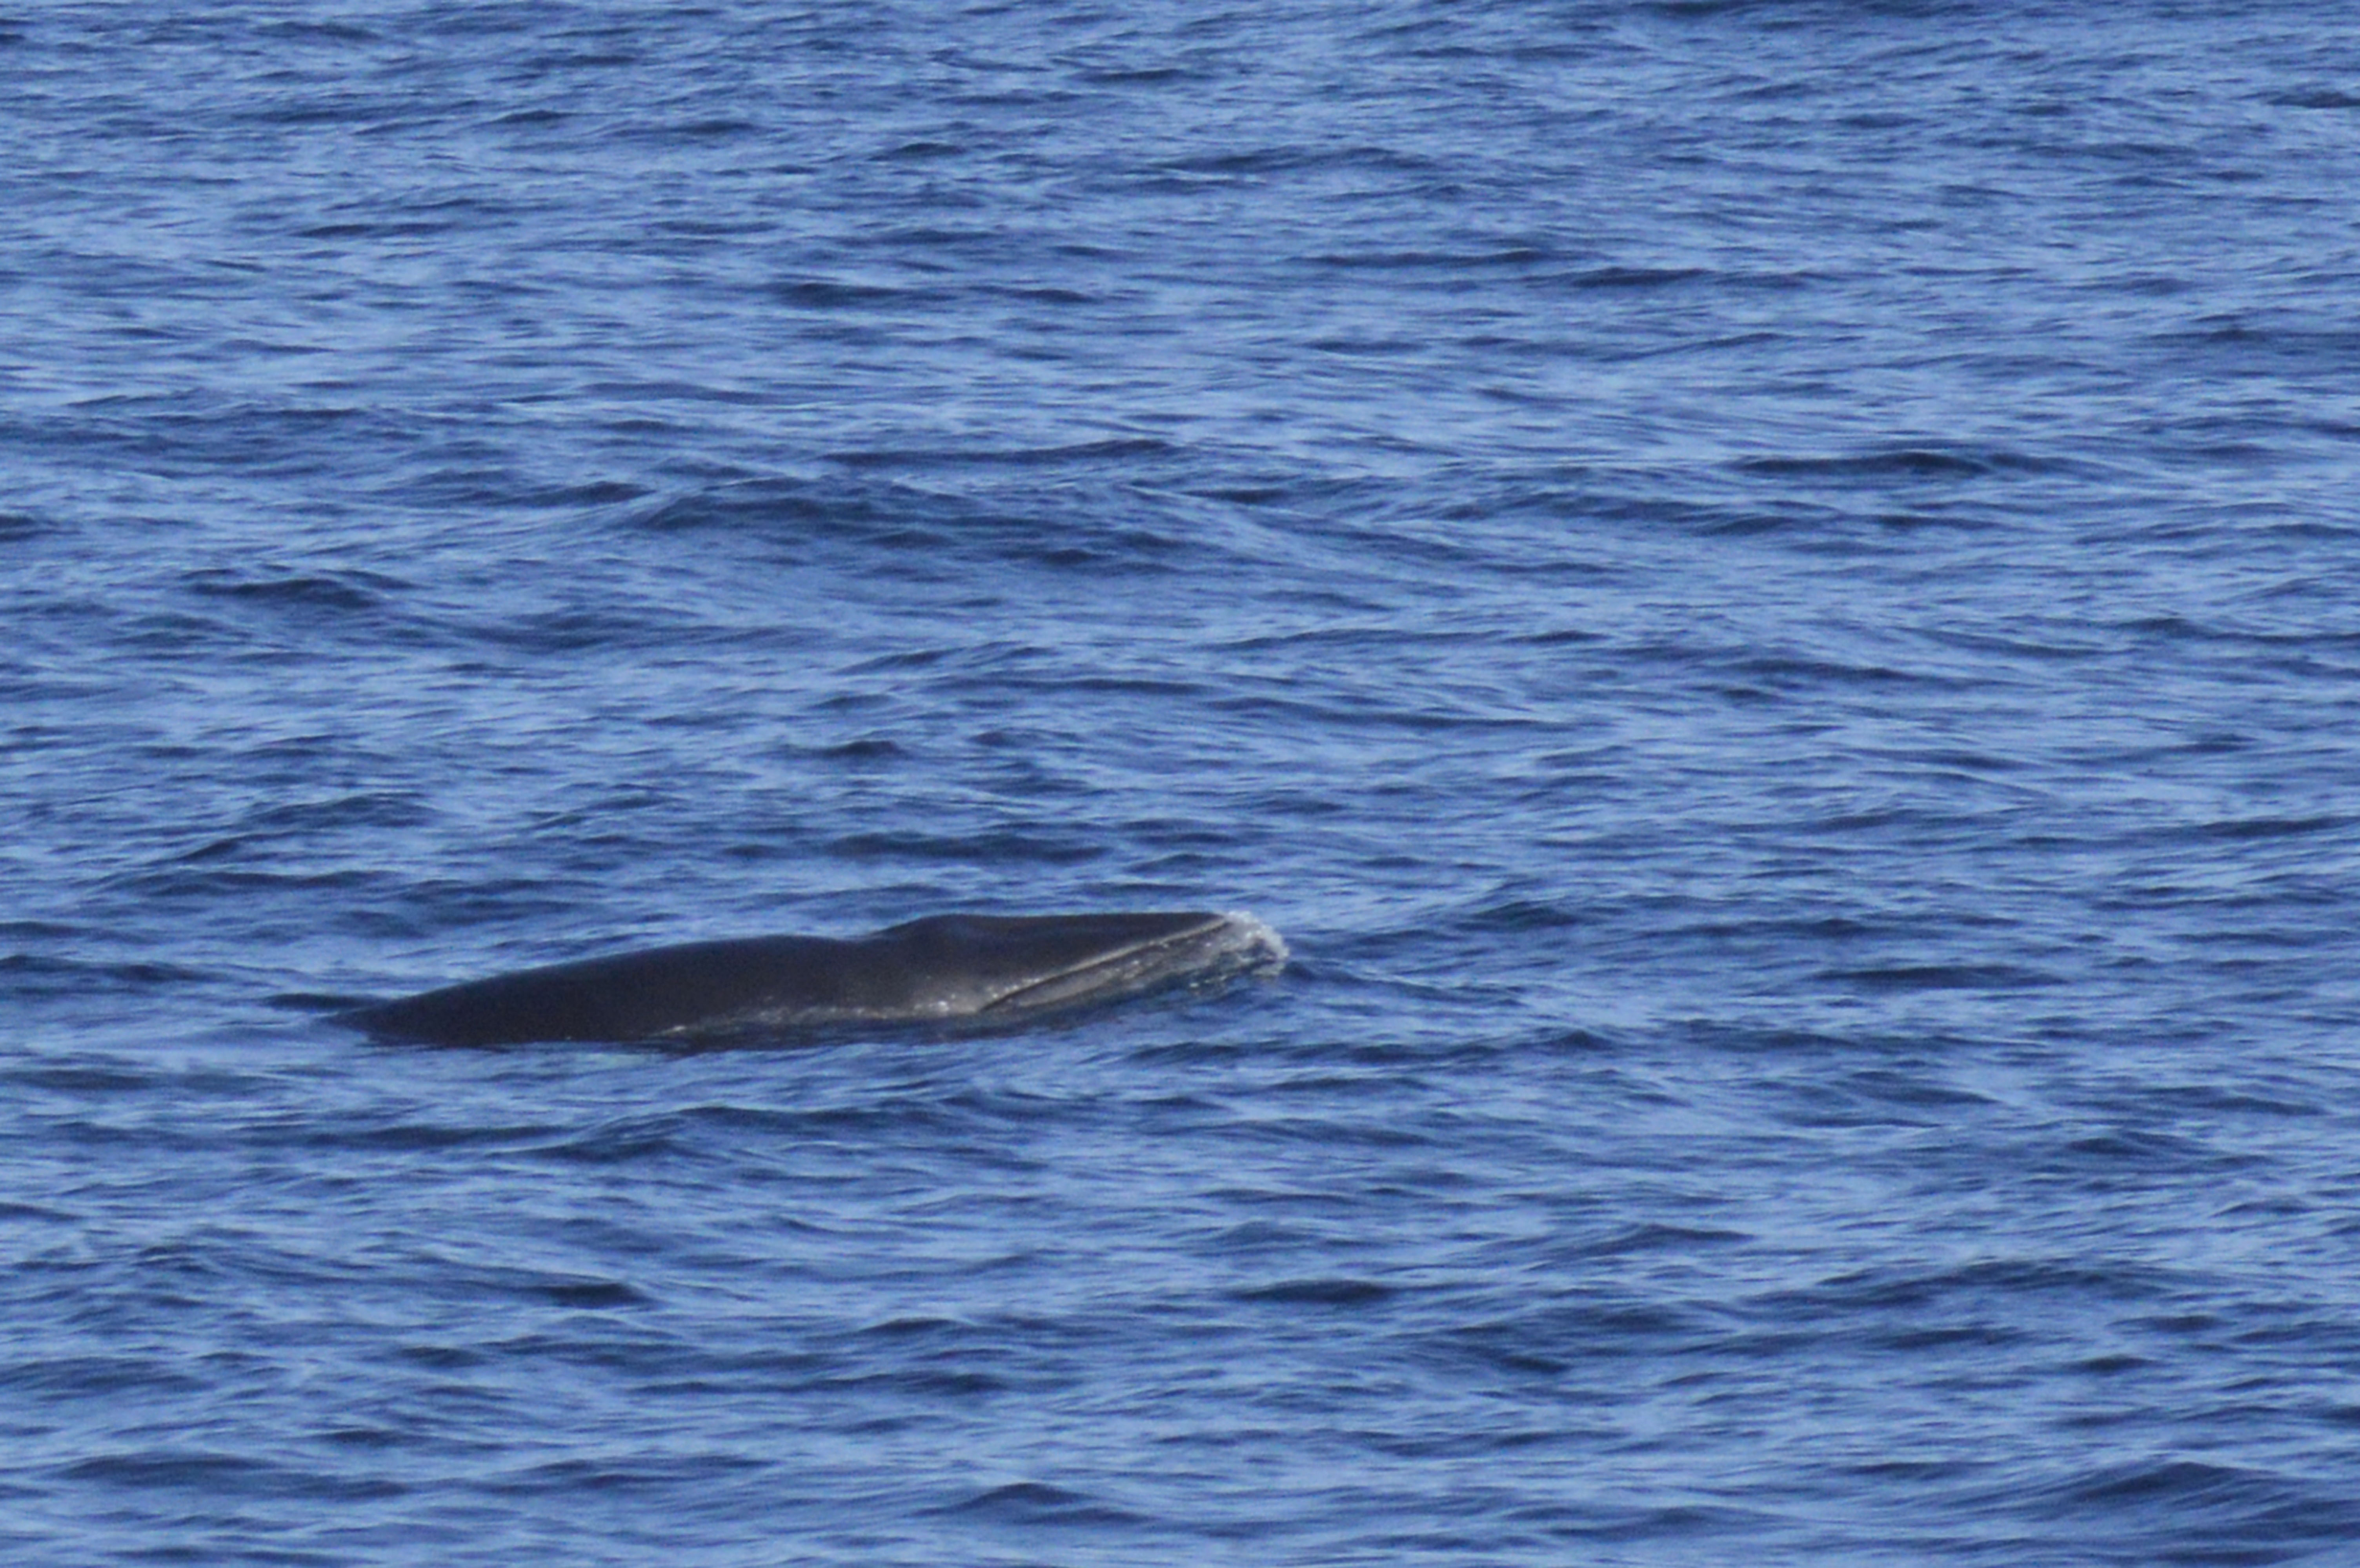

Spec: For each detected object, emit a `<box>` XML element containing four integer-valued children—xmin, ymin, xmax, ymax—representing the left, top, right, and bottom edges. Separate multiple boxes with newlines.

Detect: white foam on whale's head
<box><xmin>1213</xmin><ymin>910</ymin><xmax>1289</xmax><ymax>970</ymax></box>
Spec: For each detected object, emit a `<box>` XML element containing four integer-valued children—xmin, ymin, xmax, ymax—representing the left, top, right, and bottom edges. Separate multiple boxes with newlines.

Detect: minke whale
<box><xmin>339</xmin><ymin>910</ymin><xmax>1285</xmax><ymax>1047</ymax></box>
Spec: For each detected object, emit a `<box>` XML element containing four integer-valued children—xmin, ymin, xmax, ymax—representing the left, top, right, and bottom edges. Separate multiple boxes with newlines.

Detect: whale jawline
<box><xmin>975</xmin><ymin>911</ymin><xmax>1287</xmax><ymax>1019</ymax></box>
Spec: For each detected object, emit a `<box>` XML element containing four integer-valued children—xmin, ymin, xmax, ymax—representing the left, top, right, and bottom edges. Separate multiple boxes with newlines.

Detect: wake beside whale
<box><xmin>339</xmin><ymin>910</ymin><xmax>1286</xmax><ymax>1047</ymax></box>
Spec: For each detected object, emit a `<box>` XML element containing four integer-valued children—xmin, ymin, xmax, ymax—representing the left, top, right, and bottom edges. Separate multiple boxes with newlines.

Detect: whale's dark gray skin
<box><xmin>340</xmin><ymin>911</ymin><xmax>1285</xmax><ymax>1047</ymax></box>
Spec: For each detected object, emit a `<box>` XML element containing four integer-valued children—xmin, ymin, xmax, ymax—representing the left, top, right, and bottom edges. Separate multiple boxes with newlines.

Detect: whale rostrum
<box><xmin>339</xmin><ymin>911</ymin><xmax>1286</xmax><ymax>1046</ymax></box>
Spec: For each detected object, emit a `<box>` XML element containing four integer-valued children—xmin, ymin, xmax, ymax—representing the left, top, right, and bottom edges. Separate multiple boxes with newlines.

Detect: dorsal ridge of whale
<box><xmin>338</xmin><ymin>910</ymin><xmax>1285</xmax><ymax>1047</ymax></box>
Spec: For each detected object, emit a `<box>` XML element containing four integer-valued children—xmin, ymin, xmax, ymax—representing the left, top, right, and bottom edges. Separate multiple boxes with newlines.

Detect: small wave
<box><xmin>0</xmin><ymin>1060</ymin><xmax>163</xmax><ymax>1093</ymax></box>
<box><xmin>1556</xmin><ymin>265</ymin><xmax>1712</xmax><ymax>290</ymax></box>
<box><xmin>529</xmin><ymin>1114</ymin><xmax>686</xmax><ymax>1164</ymax></box>
<box><xmin>182</xmin><ymin>567</ymin><xmax>400</xmax><ymax>612</ymax></box>
<box><xmin>825</xmin><ymin>436</ymin><xmax>1174</xmax><ymax>469</ymax></box>
<box><xmin>0</xmin><ymin>953</ymin><xmax>209</xmax><ymax>995</ymax></box>
<box><xmin>768</xmin><ymin>278</ymin><xmax>939</xmax><ymax>309</ymax></box>
<box><xmin>1571</xmin><ymin>1223</ymin><xmax>1752</xmax><ymax>1259</ymax></box>
<box><xmin>2268</xmin><ymin>88</ymin><xmax>2360</xmax><ymax>110</ymax></box>
<box><xmin>1234</xmin><ymin>1276</ymin><xmax>1396</xmax><ymax>1306</ymax></box>
<box><xmin>618</xmin><ymin>116</ymin><xmax>762</xmax><ymax>144</ymax></box>
<box><xmin>1466</xmin><ymin>897</ymin><xmax>1585</xmax><ymax>931</ymax></box>
<box><xmin>1819</xmin><ymin>963</ymin><xmax>2062</xmax><ymax>992</ymax></box>
<box><xmin>1760</xmin><ymin>1256</ymin><xmax>2166</xmax><ymax>1317</ymax></box>
<box><xmin>1076</xmin><ymin>65</ymin><xmax>1199</xmax><ymax>86</ymax></box>
<box><xmin>934</xmin><ymin>1480</ymin><xmax>1147</xmax><ymax>1526</ymax></box>
<box><xmin>524</xmin><ymin>1278</ymin><xmax>650</xmax><ymax>1309</ymax></box>
<box><xmin>61</xmin><ymin>1446</ymin><xmax>406</xmax><ymax>1501</ymax></box>
<box><xmin>1309</xmin><ymin>244</ymin><xmax>1553</xmax><ymax>270</ymax></box>
<box><xmin>827</xmin><ymin>829</ymin><xmax>1106</xmax><ymax>865</ymax></box>
<box><xmin>2195</xmin><ymin>814</ymin><xmax>2347</xmax><ymax>841</ymax></box>
<box><xmin>1734</xmin><ymin>448</ymin><xmax>2041</xmax><ymax>480</ymax></box>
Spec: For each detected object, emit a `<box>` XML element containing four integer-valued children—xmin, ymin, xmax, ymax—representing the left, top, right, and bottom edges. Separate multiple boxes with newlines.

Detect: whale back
<box><xmin>340</xmin><ymin>910</ymin><xmax>1281</xmax><ymax>1047</ymax></box>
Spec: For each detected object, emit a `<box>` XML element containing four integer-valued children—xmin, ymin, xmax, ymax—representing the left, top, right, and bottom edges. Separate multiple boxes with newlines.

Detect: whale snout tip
<box><xmin>1212</xmin><ymin>910</ymin><xmax>1288</xmax><ymax>970</ymax></box>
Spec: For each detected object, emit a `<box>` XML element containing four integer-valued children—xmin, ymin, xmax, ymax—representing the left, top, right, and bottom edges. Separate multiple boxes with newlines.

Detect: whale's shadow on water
<box><xmin>332</xmin><ymin>911</ymin><xmax>1288</xmax><ymax>1052</ymax></box>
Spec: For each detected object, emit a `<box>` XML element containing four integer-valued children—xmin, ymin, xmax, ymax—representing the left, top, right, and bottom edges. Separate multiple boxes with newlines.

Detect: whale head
<box><xmin>869</xmin><ymin>910</ymin><xmax>1288</xmax><ymax>1020</ymax></box>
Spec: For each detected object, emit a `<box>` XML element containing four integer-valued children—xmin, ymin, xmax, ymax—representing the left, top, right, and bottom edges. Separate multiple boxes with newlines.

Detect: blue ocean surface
<box><xmin>5</xmin><ymin>2</ymin><xmax>2360</xmax><ymax>1562</ymax></box>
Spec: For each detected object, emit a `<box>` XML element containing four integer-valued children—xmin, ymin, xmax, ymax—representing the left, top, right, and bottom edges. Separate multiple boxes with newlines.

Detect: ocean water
<box><xmin>6</xmin><ymin>2</ymin><xmax>2360</xmax><ymax>1562</ymax></box>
